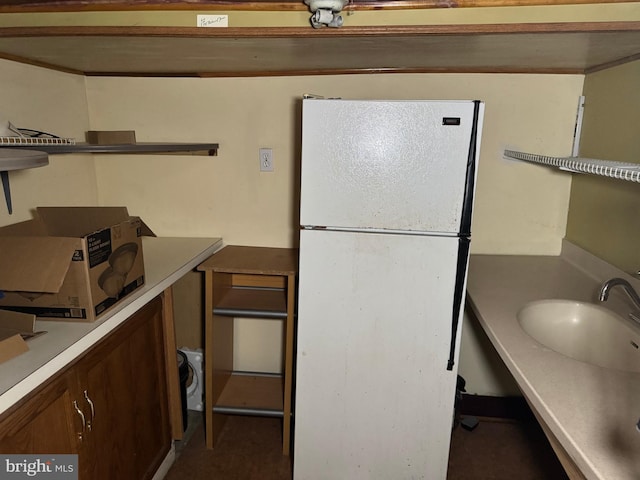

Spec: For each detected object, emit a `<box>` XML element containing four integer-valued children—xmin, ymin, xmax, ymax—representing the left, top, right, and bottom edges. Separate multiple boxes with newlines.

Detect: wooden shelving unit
<box><xmin>197</xmin><ymin>245</ymin><xmax>298</xmax><ymax>455</ymax></box>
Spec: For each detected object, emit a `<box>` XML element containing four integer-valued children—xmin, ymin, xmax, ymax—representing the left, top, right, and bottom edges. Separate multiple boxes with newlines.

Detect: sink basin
<box><xmin>517</xmin><ymin>299</ymin><xmax>640</xmax><ymax>372</ymax></box>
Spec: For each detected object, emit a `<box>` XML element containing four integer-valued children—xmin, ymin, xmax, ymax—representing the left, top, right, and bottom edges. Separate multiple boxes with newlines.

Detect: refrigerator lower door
<box><xmin>294</xmin><ymin>229</ymin><xmax>465</xmax><ymax>480</ymax></box>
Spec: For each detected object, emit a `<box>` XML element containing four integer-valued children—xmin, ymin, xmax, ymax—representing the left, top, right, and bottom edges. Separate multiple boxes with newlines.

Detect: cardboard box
<box><xmin>0</xmin><ymin>207</ymin><xmax>154</xmax><ymax>322</ymax></box>
<box><xmin>86</xmin><ymin>130</ymin><xmax>136</xmax><ymax>145</ymax></box>
<box><xmin>0</xmin><ymin>309</ymin><xmax>45</xmax><ymax>364</ymax></box>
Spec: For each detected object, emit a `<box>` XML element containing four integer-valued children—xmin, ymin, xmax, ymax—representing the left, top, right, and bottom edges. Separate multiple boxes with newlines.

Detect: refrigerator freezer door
<box><xmin>294</xmin><ymin>229</ymin><xmax>465</xmax><ymax>479</ymax></box>
<box><xmin>300</xmin><ymin>99</ymin><xmax>479</xmax><ymax>234</ymax></box>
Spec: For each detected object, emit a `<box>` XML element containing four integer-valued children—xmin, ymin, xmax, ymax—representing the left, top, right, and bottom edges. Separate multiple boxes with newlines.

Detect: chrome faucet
<box><xmin>599</xmin><ymin>278</ymin><xmax>640</xmax><ymax>323</ymax></box>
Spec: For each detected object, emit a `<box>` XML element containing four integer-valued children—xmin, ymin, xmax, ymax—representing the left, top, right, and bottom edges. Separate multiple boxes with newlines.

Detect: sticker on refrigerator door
<box><xmin>442</xmin><ymin>117</ymin><xmax>461</xmax><ymax>126</ymax></box>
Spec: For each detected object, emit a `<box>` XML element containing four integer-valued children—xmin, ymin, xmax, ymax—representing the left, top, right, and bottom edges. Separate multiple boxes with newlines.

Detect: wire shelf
<box><xmin>504</xmin><ymin>150</ymin><xmax>640</xmax><ymax>183</ymax></box>
<box><xmin>0</xmin><ymin>136</ymin><xmax>75</xmax><ymax>146</ymax></box>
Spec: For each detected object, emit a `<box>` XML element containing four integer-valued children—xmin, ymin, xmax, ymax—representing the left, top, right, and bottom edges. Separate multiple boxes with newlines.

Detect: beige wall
<box><xmin>0</xmin><ymin>3</ymin><xmax>634</xmax><ymax>397</ymax></box>
<box><xmin>0</xmin><ymin>59</ymin><xmax>96</xmax><ymax>227</ymax></box>
<box><xmin>460</xmin><ymin>310</ymin><xmax>521</xmax><ymax>396</ymax></box>
<box><xmin>0</xmin><ymin>56</ymin><xmax>585</xmax><ymax>392</ymax></box>
<box><xmin>85</xmin><ymin>73</ymin><xmax>583</xmax><ymax>376</ymax></box>
<box><xmin>566</xmin><ymin>60</ymin><xmax>640</xmax><ymax>275</ymax></box>
<box><xmin>85</xmin><ymin>74</ymin><xmax>582</xmax><ymax>251</ymax></box>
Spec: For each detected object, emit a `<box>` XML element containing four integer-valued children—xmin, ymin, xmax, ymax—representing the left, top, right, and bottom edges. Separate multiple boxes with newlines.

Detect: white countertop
<box><xmin>0</xmin><ymin>236</ymin><xmax>222</xmax><ymax>416</ymax></box>
<box><xmin>466</xmin><ymin>240</ymin><xmax>640</xmax><ymax>480</ymax></box>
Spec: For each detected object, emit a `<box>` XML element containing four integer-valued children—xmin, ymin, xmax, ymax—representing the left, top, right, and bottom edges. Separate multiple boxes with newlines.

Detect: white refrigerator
<box><xmin>293</xmin><ymin>98</ymin><xmax>485</xmax><ymax>479</ymax></box>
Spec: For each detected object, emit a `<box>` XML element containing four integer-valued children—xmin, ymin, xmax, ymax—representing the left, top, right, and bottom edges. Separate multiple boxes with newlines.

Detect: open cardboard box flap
<box><xmin>0</xmin><ymin>309</ymin><xmax>44</xmax><ymax>364</ymax></box>
<box><xmin>0</xmin><ymin>236</ymin><xmax>78</xmax><ymax>293</ymax></box>
<box><xmin>36</xmin><ymin>206</ymin><xmax>155</xmax><ymax>238</ymax></box>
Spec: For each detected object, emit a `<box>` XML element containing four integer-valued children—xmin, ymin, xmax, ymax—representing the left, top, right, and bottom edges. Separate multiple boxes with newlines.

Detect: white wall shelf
<box><xmin>504</xmin><ymin>150</ymin><xmax>640</xmax><ymax>183</ymax></box>
<box><xmin>0</xmin><ymin>142</ymin><xmax>218</xmax><ymax>156</ymax></box>
<box><xmin>0</xmin><ymin>142</ymin><xmax>218</xmax><ymax>214</ymax></box>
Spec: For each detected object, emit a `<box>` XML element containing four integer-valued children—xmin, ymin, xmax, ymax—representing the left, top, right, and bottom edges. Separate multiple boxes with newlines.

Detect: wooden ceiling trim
<box><xmin>195</xmin><ymin>66</ymin><xmax>587</xmax><ymax>76</ymax></box>
<box><xmin>0</xmin><ymin>50</ymin><xmax>83</xmax><ymax>74</ymax></box>
<box><xmin>1</xmin><ymin>21</ymin><xmax>640</xmax><ymax>38</ymax></box>
<box><xmin>585</xmin><ymin>51</ymin><xmax>640</xmax><ymax>74</ymax></box>
<box><xmin>0</xmin><ymin>21</ymin><xmax>638</xmax><ymax>77</ymax></box>
<box><xmin>76</xmin><ymin>66</ymin><xmax>586</xmax><ymax>77</ymax></box>
<box><xmin>0</xmin><ymin>0</ymin><xmax>634</xmax><ymax>13</ymax></box>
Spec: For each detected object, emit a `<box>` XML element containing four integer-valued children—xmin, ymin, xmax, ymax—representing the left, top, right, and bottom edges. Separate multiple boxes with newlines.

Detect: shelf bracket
<box><xmin>0</xmin><ymin>149</ymin><xmax>49</xmax><ymax>214</ymax></box>
<box><xmin>1</xmin><ymin>171</ymin><xmax>12</xmax><ymax>214</ymax></box>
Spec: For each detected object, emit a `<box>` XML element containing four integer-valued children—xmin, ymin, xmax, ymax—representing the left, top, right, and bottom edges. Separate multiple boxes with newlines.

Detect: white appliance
<box><xmin>179</xmin><ymin>347</ymin><xmax>204</xmax><ymax>411</ymax></box>
<box><xmin>294</xmin><ymin>98</ymin><xmax>484</xmax><ymax>479</ymax></box>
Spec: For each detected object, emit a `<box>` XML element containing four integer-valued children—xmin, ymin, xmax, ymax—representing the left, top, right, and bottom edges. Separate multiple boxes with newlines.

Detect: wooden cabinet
<box><xmin>80</xmin><ymin>331</ymin><xmax>137</xmax><ymax>479</ymax></box>
<box><xmin>0</xmin><ymin>369</ymin><xmax>82</xmax><ymax>456</ymax></box>
<box><xmin>0</xmin><ymin>296</ymin><xmax>170</xmax><ymax>480</ymax></box>
<box><xmin>76</xmin><ymin>296</ymin><xmax>170</xmax><ymax>480</ymax></box>
<box><xmin>198</xmin><ymin>245</ymin><xmax>298</xmax><ymax>455</ymax></box>
<box><xmin>128</xmin><ymin>298</ymin><xmax>172</xmax><ymax>479</ymax></box>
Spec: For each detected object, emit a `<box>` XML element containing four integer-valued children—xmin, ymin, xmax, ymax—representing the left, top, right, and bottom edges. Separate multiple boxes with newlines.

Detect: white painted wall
<box><xmin>0</xmin><ymin>59</ymin><xmax>584</xmax><ymax>393</ymax></box>
<box><xmin>460</xmin><ymin>309</ymin><xmax>521</xmax><ymax>396</ymax></box>
<box><xmin>85</xmin><ymin>74</ymin><xmax>582</xmax><ymax>252</ymax></box>
<box><xmin>0</xmin><ymin>59</ymin><xmax>96</xmax><ymax>227</ymax></box>
<box><xmin>85</xmin><ymin>73</ymin><xmax>583</xmax><ymax>381</ymax></box>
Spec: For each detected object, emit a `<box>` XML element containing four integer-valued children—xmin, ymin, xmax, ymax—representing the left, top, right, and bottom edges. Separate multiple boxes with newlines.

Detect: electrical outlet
<box><xmin>260</xmin><ymin>148</ymin><xmax>274</xmax><ymax>172</ymax></box>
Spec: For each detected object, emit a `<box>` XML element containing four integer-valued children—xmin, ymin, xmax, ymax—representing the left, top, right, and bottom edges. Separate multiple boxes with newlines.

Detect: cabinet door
<box><xmin>0</xmin><ymin>370</ymin><xmax>82</xmax><ymax>456</ymax></box>
<box><xmin>77</xmin><ymin>297</ymin><xmax>170</xmax><ymax>480</ymax></box>
<box><xmin>0</xmin><ymin>297</ymin><xmax>170</xmax><ymax>480</ymax></box>
<box><xmin>80</xmin><ymin>330</ymin><xmax>137</xmax><ymax>480</ymax></box>
<box><xmin>128</xmin><ymin>297</ymin><xmax>170</xmax><ymax>479</ymax></box>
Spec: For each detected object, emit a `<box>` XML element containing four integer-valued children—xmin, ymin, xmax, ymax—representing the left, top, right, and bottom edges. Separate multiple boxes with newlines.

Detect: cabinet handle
<box><xmin>72</xmin><ymin>400</ymin><xmax>86</xmax><ymax>441</ymax></box>
<box><xmin>83</xmin><ymin>390</ymin><xmax>95</xmax><ymax>431</ymax></box>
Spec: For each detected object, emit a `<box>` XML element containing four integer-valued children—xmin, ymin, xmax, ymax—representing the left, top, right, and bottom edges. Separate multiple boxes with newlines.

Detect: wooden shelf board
<box><xmin>214</xmin><ymin>287</ymin><xmax>287</xmax><ymax>319</ymax></box>
<box><xmin>216</xmin><ymin>374</ymin><xmax>284</xmax><ymax>413</ymax></box>
<box><xmin>199</xmin><ymin>246</ymin><xmax>298</xmax><ymax>276</ymax></box>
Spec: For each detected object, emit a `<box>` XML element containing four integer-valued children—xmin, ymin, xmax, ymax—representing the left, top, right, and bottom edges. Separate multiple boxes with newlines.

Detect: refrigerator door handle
<box><xmin>447</xmin><ymin>237</ymin><xmax>470</xmax><ymax>371</ymax></box>
<box><xmin>459</xmin><ymin>100</ymin><xmax>482</xmax><ymax>237</ymax></box>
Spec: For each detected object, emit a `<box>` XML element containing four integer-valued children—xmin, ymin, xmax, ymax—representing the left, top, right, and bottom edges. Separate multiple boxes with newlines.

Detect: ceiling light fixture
<box><xmin>304</xmin><ymin>0</ymin><xmax>349</xmax><ymax>28</ymax></box>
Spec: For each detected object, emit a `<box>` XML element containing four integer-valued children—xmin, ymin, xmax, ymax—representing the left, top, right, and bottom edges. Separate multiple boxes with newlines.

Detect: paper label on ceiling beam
<box><xmin>197</xmin><ymin>15</ymin><xmax>229</xmax><ymax>28</ymax></box>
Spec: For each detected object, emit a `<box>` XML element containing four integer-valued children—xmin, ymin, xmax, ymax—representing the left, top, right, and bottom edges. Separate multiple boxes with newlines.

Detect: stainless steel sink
<box><xmin>517</xmin><ymin>299</ymin><xmax>640</xmax><ymax>372</ymax></box>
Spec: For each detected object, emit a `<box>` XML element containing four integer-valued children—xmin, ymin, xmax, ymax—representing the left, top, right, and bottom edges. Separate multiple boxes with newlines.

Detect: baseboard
<box><xmin>152</xmin><ymin>442</ymin><xmax>176</xmax><ymax>480</ymax></box>
<box><xmin>460</xmin><ymin>394</ymin><xmax>535</xmax><ymax>421</ymax></box>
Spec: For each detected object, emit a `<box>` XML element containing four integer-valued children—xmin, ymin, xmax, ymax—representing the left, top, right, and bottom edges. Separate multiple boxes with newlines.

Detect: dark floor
<box><xmin>165</xmin><ymin>412</ymin><xmax>569</xmax><ymax>480</ymax></box>
<box><xmin>447</xmin><ymin>417</ymin><xmax>569</xmax><ymax>480</ymax></box>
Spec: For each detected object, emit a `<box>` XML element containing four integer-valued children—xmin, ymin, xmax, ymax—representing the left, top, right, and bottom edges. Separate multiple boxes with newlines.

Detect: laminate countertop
<box><xmin>0</xmin><ymin>236</ymin><xmax>222</xmax><ymax>416</ymax></box>
<box><xmin>466</xmin><ymin>240</ymin><xmax>640</xmax><ymax>480</ymax></box>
